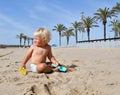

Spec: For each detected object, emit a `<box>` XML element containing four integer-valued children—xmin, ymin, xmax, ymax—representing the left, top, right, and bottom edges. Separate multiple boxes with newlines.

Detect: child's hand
<box><xmin>56</xmin><ymin>63</ymin><xmax>60</xmax><ymax>67</ymax></box>
<box><xmin>20</xmin><ymin>64</ymin><xmax>26</xmax><ymax>69</ymax></box>
<box><xmin>19</xmin><ymin>67</ymin><xmax>27</xmax><ymax>75</ymax></box>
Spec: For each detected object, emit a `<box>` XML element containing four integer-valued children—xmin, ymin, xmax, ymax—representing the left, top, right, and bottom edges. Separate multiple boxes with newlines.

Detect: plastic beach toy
<box><xmin>52</xmin><ymin>64</ymin><xmax>67</xmax><ymax>72</ymax></box>
<box><xmin>19</xmin><ymin>67</ymin><xmax>27</xmax><ymax>75</ymax></box>
<box><xmin>52</xmin><ymin>63</ymin><xmax>57</xmax><ymax>67</ymax></box>
<box><xmin>58</xmin><ymin>65</ymin><xmax>67</xmax><ymax>72</ymax></box>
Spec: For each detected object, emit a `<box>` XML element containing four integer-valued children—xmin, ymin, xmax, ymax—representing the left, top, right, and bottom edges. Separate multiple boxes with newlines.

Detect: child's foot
<box><xmin>67</xmin><ymin>68</ymin><xmax>76</xmax><ymax>72</ymax></box>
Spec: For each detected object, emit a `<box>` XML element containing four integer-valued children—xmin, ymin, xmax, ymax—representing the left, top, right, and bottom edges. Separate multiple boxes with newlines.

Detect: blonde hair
<box><xmin>34</xmin><ymin>27</ymin><xmax>51</xmax><ymax>43</ymax></box>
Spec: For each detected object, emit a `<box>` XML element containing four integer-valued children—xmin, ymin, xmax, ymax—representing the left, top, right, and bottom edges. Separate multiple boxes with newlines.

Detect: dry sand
<box><xmin>0</xmin><ymin>47</ymin><xmax>120</xmax><ymax>95</ymax></box>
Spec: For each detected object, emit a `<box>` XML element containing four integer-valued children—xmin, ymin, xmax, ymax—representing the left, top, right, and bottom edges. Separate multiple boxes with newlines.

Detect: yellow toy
<box><xmin>19</xmin><ymin>67</ymin><xmax>27</xmax><ymax>75</ymax></box>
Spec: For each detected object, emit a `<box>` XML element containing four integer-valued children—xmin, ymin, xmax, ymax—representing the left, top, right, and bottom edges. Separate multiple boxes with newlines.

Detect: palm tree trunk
<box><xmin>31</xmin><ymin>38</ymin><xmax>33</xmax><ymax>45</ymax></box>
<box><xmin>115</xmin><ymin>31</ymin><xmax>118</xmax><ymax>38</ymax></box>
<box><xmin>75</xmin><ymin>30</ymin><xmax>78</xmax><ymax>43</ymax></box>
<box><xmin>82</xmin><ymin>32</ymin><xmax>83</xmax><ymax>41</ymax></box>
<box><xmin>67</xmin><ymin>36</ymin><xmax>69</xmax><ymax>45</ymax></box>
<box><xmin>28</xmin><ymin>40</ymin><xmax>30</xmax><ymax>47</ymax></box>
<box><xmin>59</xmin><ymin>32</ymin><xmax>61</xmax><ymax>46</ymax></box>
<box><xmin>87</xmin><ymin>28</ymin><xmax>90</xmax><ymax>41</ymax></box>
<box><xmin>24</xmin><ymin>40</ymin><xmax>26</xmax><ymax>47</ymax></box>
<box><xmin>104</xmin><ymin>23</ymin><xmax>106</xmax><ymax>40</ymax></box>
<box><xmin>20</xmin><ymin>38</ymin><xmax>22</xmax><ymax>47</ymax></box>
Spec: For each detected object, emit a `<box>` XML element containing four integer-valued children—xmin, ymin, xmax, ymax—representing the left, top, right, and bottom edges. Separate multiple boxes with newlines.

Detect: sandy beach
<box><xmin>0</xmin><ymin>47</ymin><xmax>120</xmax><ymax>95</ymax></box>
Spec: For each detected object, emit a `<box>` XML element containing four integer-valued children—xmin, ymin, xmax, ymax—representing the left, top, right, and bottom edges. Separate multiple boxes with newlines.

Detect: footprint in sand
<box><xmin>72</xmin><ymin>59</ymin><xmax>79</xmax><ymax>62</ymax></box>
<box><xmin>0</xmin><ymin>76</ymin><xmax>5</xmax><ymax>83</ymax></box>
<box><xmin>24</xmin><ymin>85</ymin><xmax>37</xmax><ymax>95</ymax></box>
<box><xmin>24</xmin><ymin>84</ymin><xmax>52</xmax><ymax>95</ymax></box>
<box><xmin>0</xmin><ymin>75</ymin><xmax>8</xmax><ymax>83</ymax></box>
<box><xmin>0</xmin><ymin>51</ymin><xmax>14</xmax><ymax>57</ymax></box>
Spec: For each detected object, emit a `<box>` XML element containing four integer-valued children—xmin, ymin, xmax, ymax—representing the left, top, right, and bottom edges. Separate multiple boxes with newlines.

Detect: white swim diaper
<box><xmin>30</xmin><ymin>64</ymin><xmax>37</xmax><ymax>72</ymax></box>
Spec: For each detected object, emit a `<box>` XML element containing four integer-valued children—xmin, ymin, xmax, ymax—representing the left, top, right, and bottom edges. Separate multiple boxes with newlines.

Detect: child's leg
<box><xmin>37</xmin><ymin>63</ymin><xmax>53</xmax><ymax>73</ymax></box>
<box><xmin>43</xmin><ymin>66</ymin><xmax>53</xmax><ymax>73</ymax></box>
<box><xmin>37</xmin><ymin>63</ymin><xmax>46</xmax><ymax>73</ymax></box>
<box><xmin>67</xmin><ymin>67</ymin><xmax>76</xmax><ymax>72</ymax></box>
<box><xmin>52</xmin><ymin>68</ymin><xmax>60</xmax><ymax>72</ymax></box>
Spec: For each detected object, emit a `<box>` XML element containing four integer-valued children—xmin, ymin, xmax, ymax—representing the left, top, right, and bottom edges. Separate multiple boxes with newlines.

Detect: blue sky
<box><xmin>0</xmin><ymin>0</ymin><xmax>119</xmax><ymax>46</ymax></box>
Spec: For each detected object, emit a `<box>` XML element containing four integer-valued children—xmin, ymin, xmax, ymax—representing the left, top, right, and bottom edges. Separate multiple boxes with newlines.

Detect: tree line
<box><xmin>17</xmin><ymin>2</ymin><xmax>120</xmax><ymax>47</ymax></box>
<box><xmin>16</xmin><ymin>33</ymin><xmax>33</xmax><ymax>47</ymax></box>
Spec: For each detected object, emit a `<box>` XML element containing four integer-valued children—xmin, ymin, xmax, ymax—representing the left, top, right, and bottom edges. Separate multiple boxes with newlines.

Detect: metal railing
<box><xmin>77</xmin><ymin>37</ymin><xmax>120</xmax><ymax>48</ymax></box>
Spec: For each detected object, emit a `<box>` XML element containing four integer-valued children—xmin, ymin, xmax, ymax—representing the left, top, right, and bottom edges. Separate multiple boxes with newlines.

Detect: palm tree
<box><xmin>78</xmin><ymin>22</ymin><xmax>85</xmax><ymax>41</ymax></box>
<box><xmin>27</xmin><ymin>37</ymin><xmax>31</xmax><ymax>47</ymax></box>
<box><xmin>22</xmin><ymin>35</ymin><xmax>27</xmax><ymax>47</ymax></box>
<box><xmin>53</xmin><ymin>24</ymin><xmax>66</xmax><ymax>46</ymax></box>
<box><xmin>109</xmin><ymin>19</ymin><xmax>119</xmax><ymax>37</ymax></box>
<box><xmin>94</xmin><ymin>7</ymin><xmax>116</xmax><ymax>40</ymax></box>
<box><xmin>117</xmin><ymin>23</ymin><xmax>120</xmax><ymax>36</ymax></box>
<box><xmin>16</xmin><ymin>33</ymin><xmax>24</xmax><ymax>47</ymax></box>
<box><xmin>62</xmin><ymin>28</ymin><xmax>74</xmax><ymax>45</ymax></box>
<box><xmin>112</xmin><ymin>2</ymin><xmax>120</xmax><ymax>13</ymax></box>
<box><xmin>31</xmin><ymin>38</ymin><xmax>34</xmax><ymax>45</ymax></box>
<box><xmin>80</xmin><ymin>12</ymin><xmax>85</xmax><ymax>41</ymax></box>
<box><xmin>71</xmin><ymin>21</ymin><xmax>82</xmax><ymax>43</ymax></box>
<box><xmin>82</xmin><ymin>16</ymin><xmax>98</xmax><ymax>41</ymax></box>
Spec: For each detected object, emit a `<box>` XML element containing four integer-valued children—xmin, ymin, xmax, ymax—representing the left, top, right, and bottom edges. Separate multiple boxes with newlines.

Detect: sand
<box><xmin>0</xmin><ymin>47</ymin><xmax>120</xmax><ymax>95</ymax></box>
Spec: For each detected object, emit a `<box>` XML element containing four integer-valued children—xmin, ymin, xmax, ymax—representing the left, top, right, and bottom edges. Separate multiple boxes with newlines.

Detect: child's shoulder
<box><xmin>30</xmin><ymin>45</ymin><xmax>36</xmax><ymax>49</ymax></box>
<box><xmin>30</xmin><ymin>45</ymin><xmax>35</xmax><ymax>48</ymax></box>
<box><xmin>47</xmin><ymin>44</ymin><xmax>51</xmax><ymax>47</ymax></box>
<box><xmin>46</xmin><ymin>44</ymin><xmax>51</xmax><ymax>48</ymax></box>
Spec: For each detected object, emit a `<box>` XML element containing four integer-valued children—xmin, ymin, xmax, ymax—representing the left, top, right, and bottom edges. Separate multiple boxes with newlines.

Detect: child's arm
<box><xmin>47</xmin><ymin>46</ymin><xmax>60</xmax><ymax>66</ymax></box>
<box><xmin>20</xmin><ymin>45</ymin><xmax>34</xmax><ymax>68</ymax></box>
<box><xmin>50</xmin><ymin>56</ymin><xmax>60</xmax><ymax>66</ymax></box>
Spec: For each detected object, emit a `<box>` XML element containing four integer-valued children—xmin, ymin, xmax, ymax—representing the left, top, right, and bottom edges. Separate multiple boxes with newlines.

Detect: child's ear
<box><xmin>42</xmin><ymin>38</ymin><xmax>45</xmax><ymax>42</ymax></box>
<box><xmin>42</xmin><ymin>39</ymin><xmax>46</xmax><ymax>45</ymax></box>
<box><xmin>43</xmin><ymin>37</ymin><xmax>46</xmax><ymax>43</ymax></box>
